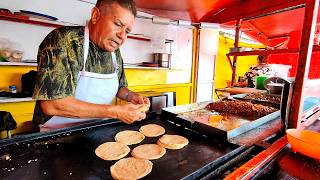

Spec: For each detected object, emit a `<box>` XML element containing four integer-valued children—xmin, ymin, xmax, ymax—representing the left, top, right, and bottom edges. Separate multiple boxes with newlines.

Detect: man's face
<box><xmin>91</xmin><ymin>3</ymin><xmax>135</xmax><ymax>52</ymax></box>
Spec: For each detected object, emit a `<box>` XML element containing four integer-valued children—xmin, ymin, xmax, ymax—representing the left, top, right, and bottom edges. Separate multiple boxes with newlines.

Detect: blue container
<box><xmin>9</xmin><ymin>85</ymin><xmax>17</xmax><ymax>93</ymax></box>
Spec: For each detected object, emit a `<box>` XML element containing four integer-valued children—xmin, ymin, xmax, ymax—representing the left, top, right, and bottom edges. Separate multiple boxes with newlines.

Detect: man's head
<box><xmin>257</xmin><ymin>55</ymin><xmax>268</xmax><ymax>64</ymax></box>
<box><xmin>89</xmin><ymin>0</ymin><xmax>137</xmax><ymax>52</ymax></box>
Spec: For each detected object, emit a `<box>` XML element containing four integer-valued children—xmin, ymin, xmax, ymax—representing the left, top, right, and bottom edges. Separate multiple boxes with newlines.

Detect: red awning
<box><xmin>135</xmin><ymin>0</ymin><xmax>320</xmax><ymax>47</ymax></box>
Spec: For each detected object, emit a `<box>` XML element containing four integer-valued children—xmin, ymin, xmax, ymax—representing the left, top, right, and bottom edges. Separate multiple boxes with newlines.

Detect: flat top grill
<box><xmin>0</xmin><ymin>117</ymin><xmax>242</xmax><ymax>180</ymax></box>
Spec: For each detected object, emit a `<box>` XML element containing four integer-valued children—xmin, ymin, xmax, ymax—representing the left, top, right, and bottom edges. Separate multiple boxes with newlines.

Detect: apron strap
<box><xmin>83</xmin><ymin>25</ymin><xmax>90</xmax><ymax>72</ymax></box>
<box><xmin>111</xmin><ymin>52</ymin><xmax>118</xmax><ymax>74</ymax></box>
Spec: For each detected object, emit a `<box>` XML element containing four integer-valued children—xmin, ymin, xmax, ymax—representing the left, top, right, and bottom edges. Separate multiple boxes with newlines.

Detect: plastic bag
<box><xmin>0</xmin><ymin>38</ymin><xmax>24</xmax><ymax>62</ymax></box>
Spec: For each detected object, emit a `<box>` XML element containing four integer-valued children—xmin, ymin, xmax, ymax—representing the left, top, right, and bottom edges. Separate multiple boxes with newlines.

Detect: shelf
<box><xmin>126</xmin><ymin>35</ymin><xmax>174</xmax><ymax>43</ymax></box>
<box><xmin>127</xmin><ymin>34</ymin><xmax>151</xmax><ymax>42</ymax></box>
<box><xmin>0</xmin><ymin>97</ymin><xmax>35</xmax><ymax>103</ymax></box>
<box><xmin>0</xmin><ymin>12</ymin><xmax>77</xmax><ymax>28</ymax></box>
<box><xmin>0</xmin><ymin>62</ymin><xmax>37</xmax><ymax>66</ymax></box>
<box><xmin>124</xmin><ymin>65</ymin><xmax>169</xmax><ymax>70</ymax></box>
<box><xmin>227</xmin><ymin>45</ymin><xmax>320</xmax><ymax>56</ymax></box>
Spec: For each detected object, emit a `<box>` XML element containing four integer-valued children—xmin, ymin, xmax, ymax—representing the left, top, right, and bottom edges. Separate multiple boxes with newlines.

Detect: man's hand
<box><xmin>128</xmin><ymin>92</ymin><xmax>150</xmax><ymax>107</ymax></box>
<box><xmin>113</xmin><ymin>103</ymin><xmax>147</xmax><ymax>124</ymax></box>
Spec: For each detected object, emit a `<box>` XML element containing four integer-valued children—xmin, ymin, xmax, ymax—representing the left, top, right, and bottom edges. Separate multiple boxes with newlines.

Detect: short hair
<box><xmin>96</xmin><ymin>0</ymin><xmax>137</xmax><ymax>17</ymax></box>
<box><xmin>257</xmin><ymin>54</ymin><xmax>268</xmax><ymax>64</ymax></box>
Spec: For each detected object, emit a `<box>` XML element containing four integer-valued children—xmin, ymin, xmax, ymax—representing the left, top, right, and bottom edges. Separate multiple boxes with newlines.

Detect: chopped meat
<box><xmin>206</xmin><ymin>99</ymin><xmax>278</xmax><ymax>118</ymax></box>
<box><xmin>244</xmin><ymin>92</ymin><xmax>281</xmax><ymax>104</ymax></box>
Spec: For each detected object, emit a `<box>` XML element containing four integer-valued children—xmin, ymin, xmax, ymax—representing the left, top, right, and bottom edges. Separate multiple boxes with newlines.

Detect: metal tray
<box><xmin>162</xmin><ymin>102</ymin><xmax>280</xmax><ymax>140</ymax></box>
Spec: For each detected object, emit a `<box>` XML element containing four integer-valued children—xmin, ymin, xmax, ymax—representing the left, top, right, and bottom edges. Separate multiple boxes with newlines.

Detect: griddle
<box><xmin>0</xmin><ymin>116</ymin><xmax>247</xmax><ymax>180</ymax></box>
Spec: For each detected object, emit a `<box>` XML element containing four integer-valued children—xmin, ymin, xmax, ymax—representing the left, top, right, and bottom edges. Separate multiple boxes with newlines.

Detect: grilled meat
<box><xmin>244</xmin><ymin>92</ymin><xmax>281</xmax><ymax>104</ymax></box>
<box><xmin>206</xmin><ymin>99</ymin><xmax>277</xmax><ymax>118</ymax></box>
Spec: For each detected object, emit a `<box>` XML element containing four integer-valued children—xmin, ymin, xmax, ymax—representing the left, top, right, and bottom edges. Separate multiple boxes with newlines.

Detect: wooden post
<box><xmin>231</xmin><ymin>19</ymin><xmax>242</xmax><ymax>86</ymax></box>
<box><xmin>289</xmin><ymin>0</ymin><xmax>319</xmax><ymax>129</ymax></box>
<box><xmin>191</xmin><ymin>27</ymin><xmax>201</xmax><ymax>103</ymax></box>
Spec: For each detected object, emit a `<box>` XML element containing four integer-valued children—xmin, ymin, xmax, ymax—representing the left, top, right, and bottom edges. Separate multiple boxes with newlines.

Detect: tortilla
<box><xmin>131</xmin><ymin>144</ymin><xmax>166</xmax><ymax>160</ymax></box>
<box><xmin>110</xmin><ymin>157</ymin><xmax>153</xmax><ymax>180</ymax></box>
<box><xmin>157</xmin><ymin>134</ymin><xmax>189</xmax><ymax>150</ymax></box>
<box><xmin>95</xmin><ymin>142</ymin><xmax>130</xmax><ymax>161</ymax></box>
<box><xmin>115</xmin><ymin>130</ymin><xmax>145</xmax><ymax>145</ymax></box>
<box><xmin>139</xmin><ymin>124</ymin><xmax>165</xmax><ymax>137</ymax></box>
<box><xmin>139</xmin><ymin>104</ymin><xmax>150</xmax><ymax>113</ymax></box>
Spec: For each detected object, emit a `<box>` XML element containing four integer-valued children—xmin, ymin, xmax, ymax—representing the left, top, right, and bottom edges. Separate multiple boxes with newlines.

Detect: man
<box><xmin>244</xmin><ymin>55</ymin><xmax>274</xmax><ymax>88</ymax></box>
<box><xmin>32</xmin><ymin>0</ymin><xmax>150</xmax><ymax>131</ymax></box>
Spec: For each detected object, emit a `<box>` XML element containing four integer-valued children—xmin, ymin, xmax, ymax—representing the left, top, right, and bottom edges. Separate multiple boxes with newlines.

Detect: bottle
<box><xmin>9</xmin><ymin>85</ymin><xmax>17</xmax><ymax>93</ymax></box>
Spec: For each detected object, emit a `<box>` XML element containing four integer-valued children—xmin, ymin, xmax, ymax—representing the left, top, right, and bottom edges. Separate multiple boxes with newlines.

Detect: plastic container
<box><xmin>0</xmin><ymin>38</ymin><xmax>24</xmax><ymax>62</ymax></box>
<box><xmin>256</xmin><ymin>76</ymin><xmax>268</xmax><ymax>90</ymax></box>
<box><xmin>286</xmin><ymin>129</ymin><xmax>320</xmax><ymax>160</ymax></box>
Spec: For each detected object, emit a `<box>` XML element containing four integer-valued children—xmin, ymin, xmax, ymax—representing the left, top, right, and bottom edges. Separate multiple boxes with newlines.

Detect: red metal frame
<box><xmin>202</xmin><ymin>0</ymin><xmax>305</xmax><ymax>23</ymax></box>
<box><xmin>223</xmin><ymin>0</ymin><xmax>319</xmax><ymax>177</ymax></box>
<box><xmin>226</xmin><ymin>0</ymin><xmax>319</xmax><ymax>131</ymax></box>
<box><xmin>289</xmin><ymin>0</ymin><xmax>320</xmax><ymax>129</ymax></box>
<box><xmin>231</xmin><ymin>20</ymin><xmax>241</xmax><ymax>86</ymax></box>
<box><xmin>225</xmin><ymin>136</ymin><xmax>288</xmax><ymax>180</ymax></box>
<box><xmin>226</xmin><ymin>45</ymin><xmax>320</xmax><ymax>57</ymax></box>
<box><xmin>226</xmin><ymin>55</ymin><xmax>233</xmax><ymax>69</ymax></box>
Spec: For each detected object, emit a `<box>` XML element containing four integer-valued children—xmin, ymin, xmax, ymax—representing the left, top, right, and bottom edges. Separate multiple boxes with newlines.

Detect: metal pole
<box><xmin>289</xmin><ymin>0</ymin><xmax>319</xmax><ymax>129</ymax></box>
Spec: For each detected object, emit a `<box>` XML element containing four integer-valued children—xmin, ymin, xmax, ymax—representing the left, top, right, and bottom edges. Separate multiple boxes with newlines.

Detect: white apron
<box><xmin>40</xmin><ymin>26</ymin><xmax>119</xmax><ymax>132</ymax></box>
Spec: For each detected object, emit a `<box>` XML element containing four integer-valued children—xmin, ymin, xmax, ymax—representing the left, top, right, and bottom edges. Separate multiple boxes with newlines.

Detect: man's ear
<box><xmin>91</xmin><ymin>7</ymin><xmax>101</xmax><ymax>24</ymax></box>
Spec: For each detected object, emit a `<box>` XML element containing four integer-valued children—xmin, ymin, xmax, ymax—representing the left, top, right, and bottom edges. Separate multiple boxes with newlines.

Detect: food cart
<box><xmin>1</xmin><ymin>0</ymin><xmax>319</xmax><ymax>179</ymax></box>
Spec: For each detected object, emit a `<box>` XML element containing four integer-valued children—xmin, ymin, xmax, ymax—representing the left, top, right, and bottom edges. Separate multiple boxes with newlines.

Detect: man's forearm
<box><xmin>40</xmin><ymin>97</ymin><xmax>118</xmax><ymax>119</ymax></box>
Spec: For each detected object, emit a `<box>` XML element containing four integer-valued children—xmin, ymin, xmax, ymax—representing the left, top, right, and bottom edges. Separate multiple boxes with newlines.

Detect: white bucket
<box><xmin>270</xmin><ymin>64</ymin><xmax>291</xmax><ymax>78</ymax></box>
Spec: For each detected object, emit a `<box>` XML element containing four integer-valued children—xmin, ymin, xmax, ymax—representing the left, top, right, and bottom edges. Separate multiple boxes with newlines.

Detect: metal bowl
<box><xmin>263</xmin><ymin>77</ymin><xmax>286</xmax><ymax>95</ymax></box>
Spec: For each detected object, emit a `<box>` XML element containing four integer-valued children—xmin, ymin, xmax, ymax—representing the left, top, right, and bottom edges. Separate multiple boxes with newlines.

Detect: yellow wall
<box><xmin>125</xmin><ymin>69</ymin><xmax>167</xmax><ymax>86</ymax></box>
<box><xmin>124</xmin><ymin>64</ymin><xmax>193</xmax><ymax>105</ymax></box>
<box><xmin>0</xmin><ymin>101</ymin><xmax>36</xmax><ymax>138</ymax></box>
<box><xmin>214</xmin><ymin>35</ymin><xmax>264</xmax><ymax>99</ymax></box>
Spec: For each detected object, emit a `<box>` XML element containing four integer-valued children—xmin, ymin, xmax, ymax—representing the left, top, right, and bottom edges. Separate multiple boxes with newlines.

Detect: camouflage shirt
<box><xmin>32</xmin><ymin>26</ymin><xmax>128</xmax><ymax>124</ymax></box>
